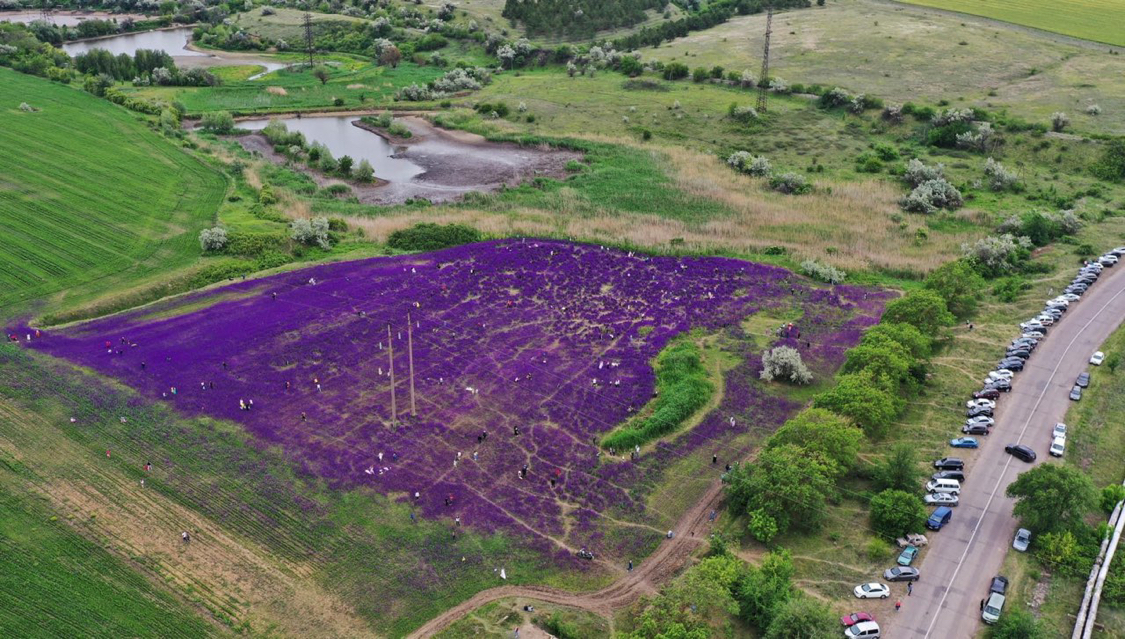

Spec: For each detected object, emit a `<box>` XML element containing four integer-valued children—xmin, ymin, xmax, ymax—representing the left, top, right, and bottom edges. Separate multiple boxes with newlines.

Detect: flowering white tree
<box><xmin>761</xmin><ymin>346</ymin><xmax>813</xmax><ymax>384</ymax></box>
<box><xmin>199</xmin><ymin>226</ymin><xmax>228</xmax><ymax>251</ymax></box>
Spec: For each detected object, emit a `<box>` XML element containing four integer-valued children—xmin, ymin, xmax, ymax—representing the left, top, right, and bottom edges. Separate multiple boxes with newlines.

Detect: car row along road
<box><xmin>888</xmin><ymin>261</ymin><xmax>1125</xmax><ymax>638</ymax></box>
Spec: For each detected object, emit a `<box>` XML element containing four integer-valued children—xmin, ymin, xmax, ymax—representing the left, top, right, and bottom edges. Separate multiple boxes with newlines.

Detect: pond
<box><xmin>61</xmin><ymin>27</ymin><xmax>204</xmax><ymax>58</ymax></box>
<box><xmin>238</xmin><ymin>115</ymin><xmax>425</xmax><ymax>183</ymax></box>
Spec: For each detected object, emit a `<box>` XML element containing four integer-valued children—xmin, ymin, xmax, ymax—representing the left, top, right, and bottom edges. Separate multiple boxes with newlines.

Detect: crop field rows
<box><xmin>0</xmin><ymin>69</ymin><xmax>225</xmax><ymax>314</ymax></box>
<box><xmin>26</xmin><ymin>240</ymin><xmax>887</xmax><ymax>565</ymax></box>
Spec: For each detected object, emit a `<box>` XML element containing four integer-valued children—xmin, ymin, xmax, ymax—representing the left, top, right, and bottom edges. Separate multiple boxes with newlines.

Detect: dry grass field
<box><xmin>896</xmin><ymin>0</ymin><xmax>1125</xmax><ymax>47</ymax></box>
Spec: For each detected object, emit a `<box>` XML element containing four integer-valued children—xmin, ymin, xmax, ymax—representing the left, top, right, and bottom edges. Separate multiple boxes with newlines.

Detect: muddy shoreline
<box><xmin>234</xmin><ymin>115</ymin><xmax>581</xmax><ymax>205</ymax></box>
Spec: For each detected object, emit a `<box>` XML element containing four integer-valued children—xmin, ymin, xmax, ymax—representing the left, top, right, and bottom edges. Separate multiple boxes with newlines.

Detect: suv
<box><xmin>932</xmin><ymin>470</ymin><xmax>966</xmax><ymax>482</ymax></box>
<box><xmin>982</xmin><ymin>592</ymin><xmax>1006</xmax><ymax>624</ymax></box>
<box><xmin>963</xmin><ymin>423</ymin><xmax>989</xmax><ymax>435</ymax></box>
<box><xmin>1005</xmin><ymin>444</ymin><xmax>1036</xmax><ymax>463</ymax></box>
<box><xmin>934</xmin><ymin>457</ymin><xmax>964</xmax><ymax>470</ymax></box>
<box><xmin>927</xmin><ymin>506</ymin><xmax>953</xmax><ymax>531</ymax></box>
<box><xmin>844</xmin><ymin>621</ymin><xmax>881</xmax><ymax>638</ymax></box>
<box><xmin>1050</xmin><ymin>436</ymin><xmax>1066</xmax><ymax>457</ymax></box>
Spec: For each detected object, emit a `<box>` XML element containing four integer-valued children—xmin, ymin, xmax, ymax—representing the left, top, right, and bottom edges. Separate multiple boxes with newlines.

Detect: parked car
<box><xmin>1050</xmin><ymin>436</ymin><xmax>1066</xmax><ymax>457</ymax></box>
<box><xmin>854</xmin><ymin>583</ymin><xmax>890</xmax><ymax>599</ymax></box>
<box><xmin>844</xmin><ymin>620</ymin><xmax>882</xmax><ymax>638</ymax></box>
<box><xmin>924</xmin><ymin>492</ymin><xmax>959</xmax><ymax>506</ymax></box>
<box><xmin>984</xmin><ymin>378</ymin><xmax>1012</xmax><ymax>392</ymax></box>
<box><xmin>932</xmin><ymin>470</ymin><xmax>965</xmax><ymax>482</ymax></box>
<box><xmin>990</xmin><ymin>576</ymin><xmax>1009</xmax><ymax>595</ymax></box>
<box><xmin>1020</xmin><ymin>320</ymin><xmax>1045</xmax><ymax>330</ymax></box>
<box><xmin>1032</xmin><ymin>315</ymin><xmax>1054</xmax><ymax>326</ymax></box>
<box><xmin>982</xmin><ymin>592</ymin><xmax>1006</xmax><ymax>624</ymax></box>
<box><xmin>884</xmin><ymin>566</ymin><xmax>920</xmax><ymax>582</ymax></box>
<box><xmin>1005</xmin><ymin>349</ymin><xmax>1031</xmax><ymax>360</ymax></box>
<box><xmin>1053</xmin><ymin>422</ymin><xmax>1067</xmax><ymax>438</ymax></box>
<box><xmin>974</xmin><ymin>388</ymin><xmax>1001</xmax><ymax>400</ymax></box>
<box><xmin>997</xmin><ymin>358</ymin><xmax>1024</xmax><ymax>372</ymax></box>
<box><xmin>1100</xmin><ymin>254</ymin><xmax>1118</xmax><ymax>266</ymax></box>
<box><xmin>1070</xmin><ymin>385</ymin><xmax>1083</xmax><ymax>401</ymax></box>
<box><xmin>1111</xmin><ymin>247</ymin><xmax>1125</xmax><ymax>256</ymax></box>
<box><xmin>926</xmin><ymin>479</ymin><xmax>961</xmax><ymax>494</ymax></box>
<box><xmin>927</xmin><ymin>507</ymin><xmax>953</xmax><ymax>531</ymax></box>
<box><xmin>967</xmin><ymin>405</ymin><xmax>994</xmax><ymax>418</ymax></box>
<box><xmin>1005</xmin><ymin>444</ymin><xmax>1036</xmax><ymax>463</ymax></box>
<box><xmin>1091</xmin><ymin>351</ymin><xmax>1105</xmax><ymax>366</ymax></box>
<box><xmin>1076</xmin><ymin>371</ymin><xmax>1091</xmax><ymax>388</ymax></box>
<box><xmin>963</xmin><ymin>423</ymin><xmax>989</xmax><ymax>436</ymax></box>
<box><xmin>950</xmin><ymin>437</ymin><xmax>979</xmax><ymax>448</ymax></box>
<box><xmin>840</xmin><ymin>612</ymin><xmax>875</xmax><ymax>627</ymax></box>
<box><xmin>896</xmin><ymin>533</ymin><xmax>929</xmax><ymax>548</ymax></box>
<box><xmin>1013</xmin><ymin>528</ymin><xmax>1032</xmax><ymax>552</ymax></box>
<box><xmin>1060</xmin><ymin>293</ymin><xmax>1081</xmax><ymax>302</ymax></box>
<box><xmin>897</xmin><ymin>545</ymin><xmax>919</xmax><ymax>566</ymax></box>
<box><xmin>933</xmin><ymin>457</ymin><xmax>964</xmax><ymax>470</ymax></box>
<box><xmin>966</xmin><ymin>416</ymin><xmax>995</xmax><ymax>428</ymax></box>
<box><xmin>967</xmin><ymin>398</ymin><xmax>996</xmax><ymax>410</ymax></box>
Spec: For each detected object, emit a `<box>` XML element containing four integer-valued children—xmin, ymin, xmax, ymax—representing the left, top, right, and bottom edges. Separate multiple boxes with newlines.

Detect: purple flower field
<box><xmin>23</xmin><ymin>240</ymin><xmax>887</xmax><ymax>557</ymax></box>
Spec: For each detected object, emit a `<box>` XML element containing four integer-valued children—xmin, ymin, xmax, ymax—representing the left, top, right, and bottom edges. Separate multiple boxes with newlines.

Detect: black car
<box><xmin>974</xmin><ymin>388</ymin><xmax>1001</xmax><ymax>400</ymax></box>
<box><xmin>967</xmin><ymin>405</ymin><xmax>994</xmax><ymax>418</ymax></box>
<box><xmin>998</xmin><ymin>359</ymin><xmax>1025</xmax><ymax>371</ymax></box>
<box><xmin>1005</xmin><ymin>349</ymin><xmax>1031</xmax><ymax>360</ymax></box>
<box><xmin>985</xmin><ymin>378</ymin><xmax>1013</xmax><ymax>392</ymax></box>
<box><xmin>990</xmin><ymin>576</ymin><xmax>1009</xmax><ymax>595</ymax></box>
<box><xmin>1005</xmin><ymin>444</ymin><xmax>1037</xmax><ymax>463</ymax></box>
<box><xmin>933</xmin><ymin>470</ymin><xmax>966</xmax><ymax>482</ymax></box>
<box><xmin>963</xmin><ymin>423</ymin><xmax>989</xmax><ymax>435</ymax></box>
<box><xmin>1070</xmin><ymin>385</ymin><xmax>1083</xmax><ymax>401</ymax></box>
<box><xmin>934</xmin><ymin>457</ymin><xmax>965</xmax><ymax>470</ymax></box>
<box><xmin>1077</xmin><ymin>371</ymin><xmax>1091</xmax><ymax>388</ymax></box>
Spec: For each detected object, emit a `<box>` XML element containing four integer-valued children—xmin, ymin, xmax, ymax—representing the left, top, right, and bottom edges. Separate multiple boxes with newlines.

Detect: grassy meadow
<box><xmin>646</xmin><ymin>0</ymin><xmax>1125</xmax><ymax>134</ymax></box>
<box><xmin>897</xmin><ymin>0</ymin><xmax>1125</xmax><ymax>47</ymax></box>
<box><xmin>0</xmin><ymin>68</ymin><xmax>226</xmax><ymax>320</ymax></box>
<box><xmin>231</xmin><ymin>7</ymin><xmax>368</xmax><ymax>43</ymax></box>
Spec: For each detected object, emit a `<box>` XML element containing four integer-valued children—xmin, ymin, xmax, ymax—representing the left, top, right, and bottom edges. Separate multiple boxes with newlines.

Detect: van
<box><xmin>982</xmin><ymin>592</ymin><xmax>1006</xmax><ymax>624</ymax></box>
<box><xmin>925</xmin><ymin>478</ymin><xmax>961</xmax><ymax>494</ymax></box>
<box><xmin>844</xmin><ymin>621</ymin><xmax>881</xmax><ymax>638</ymax></box>
<box><xmin>926</xmin><ymin>506</ymin><xmax>952</xmax><ymax>531</ymax></box>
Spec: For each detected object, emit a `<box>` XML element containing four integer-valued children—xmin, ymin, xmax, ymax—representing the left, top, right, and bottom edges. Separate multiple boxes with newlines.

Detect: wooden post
<box><xmin>408</xmin><ymin>312</ymin><xmax>417</xmax><ymax>416</ymax></box>
<box><xmin>388</xmin><ymin>323</ymin><xmax>396</xmax><ymax>426</ymax></box>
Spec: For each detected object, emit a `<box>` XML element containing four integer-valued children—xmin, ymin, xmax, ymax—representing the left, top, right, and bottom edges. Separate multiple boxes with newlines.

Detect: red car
<box><xmin>973</xmin><ymin>388</ymin><xmax>1001</xmax><ymax>400</ymax></box>
<box><xmin>841</xmin><ymin>612</ymin><xmax>875</xmax><ymax>627</ymax></box>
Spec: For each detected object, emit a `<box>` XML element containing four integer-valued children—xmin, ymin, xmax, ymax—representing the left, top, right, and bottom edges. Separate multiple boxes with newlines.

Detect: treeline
<box><xmin>502</xmin><ymin>0</ymin><xmax>663</xmax><ymax>39</ymax></box>
<box><xmin>611</xmin><ymin>0</ymin><xmax>809</xmax><ymax>51</ymax></box>
<box><xmin>75</xmin><ymin>48</ymin><xmax>217</xmax><ymax>85</ymax></box>
<box><xmin>21</xmin><ymin>16</ymin><xmax>169</xmax><ymax>46</ymax></box>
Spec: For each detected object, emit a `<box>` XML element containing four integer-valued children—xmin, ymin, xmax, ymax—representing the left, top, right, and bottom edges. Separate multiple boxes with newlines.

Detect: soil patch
<box><xmin>234</xmin><ymin>115</ymin><xmax>582</xmax><ymax>205</ymax></box>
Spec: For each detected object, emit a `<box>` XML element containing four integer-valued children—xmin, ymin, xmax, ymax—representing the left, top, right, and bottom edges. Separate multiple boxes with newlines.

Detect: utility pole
<box><xmin>303</xmin><ymin>12</ymin><xmax>315</xmax><ymax>67</ymax></box>
<box><xmin>756</xmin><ymin>3</ymin><xmax>773</xmax><ymax>113</ymax></box>
<box><xmin>387</xmin><ymin>323</ymin><xmax>396</xmax><ymax>427</ymax></box>
<box><xmin>407</xmin><ymin>312</ymin><xmax>417</xmax><ymax>417</ymax></box>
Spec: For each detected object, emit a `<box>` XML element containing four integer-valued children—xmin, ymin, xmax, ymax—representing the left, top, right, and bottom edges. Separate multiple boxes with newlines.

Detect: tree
<box><xmin>1102</xmin><ymin>484</ymin><xmax>1125</xmax><ymax>514</ymax></box>
<box><xmin>881</xmin><ymin>289</ymin><xmax>954</xmax><ymax>337</ymax></box>
<box><xmin>312</xmin><ymin>65</ymin><xmax>330</xmax><ymax>85</ymax></box>
<box><xmin>1035</xmin><ymin>530</ymin><xmax>1087</xmax><ymax>577</ymax></box>
<box><xmin>290</xmin><ymin>216</ymin><xmax>332</xmax><ymax>249</ymax></box>
<box><xmin>860</xmin><ymin>322</ymin><xmax>932</xmax><ymax>361</ymax></box>
<box><xmin>841</xmin><ymin>341</ymin><xmax>916</xmax><ymax>394</ymax></box>
<box><xmin>870</xmin><ymin>489</ymin><xmax>928</xmax><ymax>539</ymax></box>
<box><xmin>768</xmin><ymin>408</ymin><xmax>862</xmax><ymax>475</ymax></box>
<box><xmin>873</xmin><ymin>442</ymin><xmax>924</xmax><ymax>494</ymax></box>
<box><xmin>379</xmin><ymin>44</ymin><xmax>402</xmax><ymax>68</ymax></box>
<box><xmin>763</xmin><ymin>596</ymin><xmax>839</xmax><ymax>639</ymax></box>
<box><xmin>813</xmin><ymin>372</ymin><xmax>903</xmax><ymax>438</ymax></box>
<box><xmin>760</xmin><ymin>346</ymin><xmax>813</xmax><ymax>384</ymax></box>
<box><xmin>987</xmin><ymin>608</ymin><xmax>1044</xmax><ymax>639</ymax></box>
<box><xmin>353</xmin><ymin>159</ymin><xmax>374</xmax><ymax>182</ymax></box>
<box><xmin>924</xmin><ymin>259</ymin><xmax>984</xmax><ymax>319</ymax></box>
<box><xmin>626</xmin><ymin>554</ymin><xmax>745</xmax><ymax>639</ymax></box>
<box><xmin>735</xmin><ymin>549</ymin><xmax>795</xmax><ymax>630</ymax></box>
<box><xmin>198</xmin><ymin>226</ymin><xmax>227</xmax><ymax>251</ymax></box>
<box><xmin>1006</xmin><ymin>464</ymin><xmax>1097</xmax><ymax>534</ymax></box>
<box><xmin>726</xmin><ymin>444</ymin><xmax>836</xmax><ymax>539</ymax></box>
<box><xmin>496</xmin><ymin>44</ymin><xmax>515</xmax><ymax>69</ymax></box>
<box><xmin>337</xmin><ymin>155</ymin><xmax>354</xmax><ymax>175</ymax></box>
<box><xmin>1092</xmin><ymin>139</ymin><xmax>1125</xmax><ymax>183</ymax></box>
<box><xmin>200</xmin><ymin>110</ymin><xmax>234</xmax><ymax>133</ymax></box>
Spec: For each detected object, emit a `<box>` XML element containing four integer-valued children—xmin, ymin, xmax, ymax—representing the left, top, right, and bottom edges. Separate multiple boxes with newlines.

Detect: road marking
<box><xmin>923</xmin><ymin>282</ymin><xmax>1125</xmax><ymax>638</ymax></box>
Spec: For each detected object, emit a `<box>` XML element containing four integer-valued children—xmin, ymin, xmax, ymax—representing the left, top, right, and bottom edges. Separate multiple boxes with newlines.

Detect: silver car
<box><xmin>924</xmin><ymin>492</ymin><xmax>959</xmax><ymax>506</ymax></box>
<box><xmin>1013</xmin><ymin>528</ymin><xmax>1031</xmax><ymax>552</ymax></box>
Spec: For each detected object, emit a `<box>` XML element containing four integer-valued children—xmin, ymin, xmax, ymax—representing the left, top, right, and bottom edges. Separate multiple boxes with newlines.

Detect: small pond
<box><xmin>62</xmin><ymin>27</ymin><xmax>204</xmax><ymax>57</ymax></box>
<box><xmin>238</xmin><ymin>115</ymin><xmax>425</xmax><ymax>183</ymax></box>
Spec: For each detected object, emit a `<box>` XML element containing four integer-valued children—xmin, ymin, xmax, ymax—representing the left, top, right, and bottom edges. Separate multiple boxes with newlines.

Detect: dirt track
<box><xmin>406</xmin><ymin>482</ymin><xmax>725</xmax><ymax>638</ymax></box>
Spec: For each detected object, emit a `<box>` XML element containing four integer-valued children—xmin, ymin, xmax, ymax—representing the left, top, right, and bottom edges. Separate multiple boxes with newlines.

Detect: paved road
<box><xmin>889</xmin><ymin>263</ymin><xmax>1125</xmax><ymax>638</ymax></box>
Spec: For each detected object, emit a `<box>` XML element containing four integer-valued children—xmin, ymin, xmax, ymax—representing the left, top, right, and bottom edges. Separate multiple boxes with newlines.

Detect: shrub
<box><xmin>740</xmin><ymin>69</ymin><xmax>756</xmax><ymax>88</ymax></box>
<box><xmin>818</xmin><ymin>86</ymin><xmax>851</xmax><ymax>109</ymax></box>
<box><xmin>691</xmin><ymin>66</ymin><xmax>708</xmax><ymax>82</ymax></box>
<box><xmin>902</xmin><ymin>178</ymin><xmax>963</xmax><ymax>213</ymax></box>
<box><xmin>432</xmin><ymin>67</ymin><xmax>482</xmax><ymax>92</ymax></box>
<box><xmin>353</xmin><ymin>159</ymin><xmax>374</xmax><ymax>182</ymax></box>
<box><xmin>18</xmin><ymin>102</ymin><xmax>38</xmax><ymax>112</ymax></box>
<box><xmin>290</xmin><ymin>216</ymin><xmax>332</xmax><ymax>249</ymax></box>
<box><xmin>760</xmin><ymin>346</ymin><xmax>813</xmax><ymax>384</ymax></box>
<box><xmin>956</xmin><ymin>121</ymin><xmax>996</xmax><ymax>153</ymax></box>
<box><xmin>984</xmin><ymin>157</ymin><xmax>1019</xmax><ymax>191</ymax></box>
<box><xmin>729</xmin><ymin>105</ymin><xmax>759</xmax><ymax>123</ymax></box>
<box><xmin>882</xmin><ymin>103</ymin><xmax>904</xmax><ymax>123</ymax></box>
<box><xmin>1087</xmin><ymin>104</ymin><xmax>1102</xmax><ymax>116</ymax></box>
<box><xmin>395</xmin><ymin>83</ymin><xmax>435</xmax><ymax>101</ymax></box>
<box><xmin>769</xmin><ymin>172</ymin><xmax>811</xmax><ymax>195</ymax></box>
<box><xmin>768</xmin><ymin>77</ymin><xmax>790</xmax><ymax>93</ymax></box>
<box><xmin>727</xmin><ymin>151</ymin><xmax>771</xmax><ymax>176</ymax></box>
<box><xmin>800</xmin><ymin>259</ymin><xmax>846</xmax><ymax>284</ymax></box>
<box><xmin>1102</xmin><ymin>485</ymin><xmax>1125</xmax><ymax>514</ymax></box>
<box><xmin>903</xmin><ymin>159</ymin><xmax>944</xmax><ymax>187</ymax></box>
<box><xmin>933</xmin><ymin>107</ymin><xmax>974</xmax><ymax>126</ymax></box>
<box><xmin>1092</xmin><ymin>140</ymin><xmax>1125</xmax><ymax>183</ymax></box>
<box><xmin>963</xmin><ymin>234</ymin><xmax>1033</xmax><ymax>275</ymax></box>
<box><xmin>386</xmin><ymin>222</ymin><xmax>483</xmax><ymax>251</ymax></box>
<box><xmin>865</xmin><ymin>538</ymin><xmax>893</xmax><ymax>561</ymax></box>
<box><xmin>200</xmin><ymin>110</ymin><xmax>234</xmax><ymax>133</ymax></box>
<box><xmin>662</xmin><ymin>62</ymin><xmax>689</xmax><ymax>80</ymax></box>
<box><xmin>1051</xmin><ymin>111</ymin><xmax>1070</xmax><ymax>132</ymax></box>
<box><xmin>855</xmin><ymin>153</ymin><xmax>883</xmax><ymax>173</ymax></box>
<box><xmin>198</xmin><ymin>226</ymin><xmax>228</xmax><ymax>251</ymax></box>
<box><xmin>870</xmin><ymin>489</ymin><xmax>928</xmax><ymax>539</ymax></box>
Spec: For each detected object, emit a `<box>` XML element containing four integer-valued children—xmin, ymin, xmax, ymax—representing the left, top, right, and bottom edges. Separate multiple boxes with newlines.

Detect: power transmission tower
<box><xmin>303</xmin><ymin>12</ymin><xmax>315</xmax><ymax>66</ymax></box>
<box><xmin>756</xmin><ymin>3</ymin><xmax>773</xmax><ymax>113</ymax></box>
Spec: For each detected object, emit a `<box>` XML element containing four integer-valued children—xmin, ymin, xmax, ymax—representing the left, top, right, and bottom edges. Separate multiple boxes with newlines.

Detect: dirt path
<box><xmin>406</xmin><ymin>482</ymin><xmax>724</xmax><ymax>638</ymax></box>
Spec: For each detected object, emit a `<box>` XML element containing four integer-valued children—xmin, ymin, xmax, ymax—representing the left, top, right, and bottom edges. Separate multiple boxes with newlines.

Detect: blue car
<box><xmin>950</xmin><ymin>437</ymin><xmax>979</xmax><ymax>449</ymax></box>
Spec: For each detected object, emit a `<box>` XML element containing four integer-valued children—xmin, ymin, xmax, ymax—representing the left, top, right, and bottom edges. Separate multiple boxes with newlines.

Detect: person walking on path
<box><xmin>627</xmin><ymin>560</ymin><xmax>633</xmax><ymax>572</ymax></box>
<box><xmin>895</xmin><ymin>600</ymin><xmax>902</xmax><ymax>612</ymax></box>
<box><xmin>907</xmin><ymin>582</ymin><xmax>913</xmax><ymax>596</ymax></box>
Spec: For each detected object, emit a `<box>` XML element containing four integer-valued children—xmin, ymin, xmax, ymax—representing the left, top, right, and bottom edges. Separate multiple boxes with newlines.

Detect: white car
<box><xmin>1048</xmin><ymin>297</ymin><xmax>1070</xmax><ymax>307</ymax></box>
<box><xmin>926</xmin><ymin>479</ymin><xmax>961</xmax><ymax>494</ymax></box>
<box><xmin>967</xmin><ymin>398</ymin><xmax>996</xmax><ymax>410</ymax></box>
<box><xmin>1020</xmin><ymin>320</ymin><xmax>1044</xmax><ymax>330</ymax></box>
<box><xmin>1091</xmin><ymin>351</ymin><xmax>1105</xmax><ymax>366</ymax></box>
<box><xmin>845</xmin><ymin>620</ymin><xmax>881</xmax><ymax>638</ymax></box>
<box><xmin>1060</xmin><ymin>293</ymin><xmax>1081</xmax><ymax>302</ymax></box>
<box><xmin>925</xmin><ymin>492</ymin><xmax>960</xmax><ymax>506</ymax></box>
<box><xmin>854</xmin><ymin>582</ymin><xmax>891</xmax><ymax>599</ymax></box>
<box><xmin>987</xmin><ymin>370</ymin><xmax>1014</xmax><ymax>383</ymax></box>
<box><xmin>1034</xmin><ymin>315</ymin><xmax>1055</xmax><ymax>326</ymax></box>
<box><xmin>1050</xmin><ymin>436</ymin><xmax>1066</xmax><ymax>457</ymax></box>
<box><xmin>1053</xmin><ymin>422</ymin><xmax>1067</xmax><ymax>438</ymax></box>
<box><xmin>1100</xmin><ymin>254</ymin><xmax>1118</xmax><ymax>265</ymax></box>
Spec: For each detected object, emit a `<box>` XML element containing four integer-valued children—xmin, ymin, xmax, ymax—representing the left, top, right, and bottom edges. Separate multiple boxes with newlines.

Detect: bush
<box><xmin>800</xmin><ymin>259</ymin><xmax>846</xmax><ymax>284</ymax></box>
<box><xmin>870</xmin><ymin>489</ymin><xmax>928</xmax><ymax>539</ymax></box>
<box><xmin>1051</xmin><ymin>111</ymin><xmax>1070</xmax><ymax>132</ymax></box>
<box><xmin>769</xmin><ymin>172</ymin><xmax>811</xmax><ymax>195</ymax></box>
<box><xmin>432</xmin><ymin>67</ymin><xmax>482</xmax><ymax>93</ymax></box>
<box><xmin>290</xmin><ymin>216</ymin><xmax>331</xmax><ymax>249</ymax></box>
<box><xmin>855</xmin><ymin>153</ymin><xmax>883</xmax><ymax>173</ymax></box>
<box><xmin>865</xmin><ymin>538</ymin><xmax>893</xmax><ymax>561</ymax></box>
<box><xmin>1092</xmin><ymin>139</ymin><xmax>1125</xmax><ymax>183</ymax></box>
<box><xmin>1102</xmin><ymin>484</ymin><xmax>1125</xmax><ymax>514</ymax></box>
<box><xmin>984</xmin><ymin>157</ymin><xmax>1019</xmax><ymax>191</ymax></box>
<box><xmin>395</xmin><ymin>83</ymin><xmax>436</xmax><ymax>101</ymax></box>
<box><xmin>903</xmin><ymin>159</ymin><xmax>944</xmax><ymax>187</ymax></box>
<box><xmin>817</xmin><ymin>86</ymin><xmax>851</xmax><ymax>109</ymax></box>
<box><xmin>200</xmin><ymin>110</ymin><xmax>234</xmax><ymax>133</ymax></box>
<box><xmin>198</xmin><ymin>226</ymin><xmax>228</xmax><ymax>251</ymax></box>
<box><xmin>727</xmin><ymin>151</ymin><xmax>771</xmax><ymax>177</ymax></box>
<box><xmin>353</xmin><ymin>159</ymin><xmax>374</xmax><ymax>182</ymax></box>
<box><xmin>760</xmin><ymin>346</ymin><xmax>813</xmax><ymax>384</ymax></box>
<box><xmin>882</xmin><ymin>103</ymin><xmax>904</xmax><ymax>123</ymax></box>
<box><xmin>386</xmin><ymin>222</ymin><xmax>483</xmax><ymax>251</ymax></box>
<box><xmin>902</xmin><ymin>178</ymin><xmax>963</xmax><ymax>214</ymax></box>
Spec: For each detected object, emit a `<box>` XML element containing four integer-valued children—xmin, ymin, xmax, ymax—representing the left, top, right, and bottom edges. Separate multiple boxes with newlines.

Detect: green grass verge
<box><xmin>0</xmin><ymin>68</ymin><xmax>226</xmax><ymax>319</ymax></box>
<box><xmin>897</xmin><ymin>0</ymin><xmax>1125</xmax><ymax>47</ymax></box>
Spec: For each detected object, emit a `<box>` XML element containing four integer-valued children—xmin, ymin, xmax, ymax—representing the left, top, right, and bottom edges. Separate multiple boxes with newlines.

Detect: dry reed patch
<box><xmin>346</xmin><ymin>83</ymin><xmax>367</xmax><ymax>89</ymax></box>
<box><xmin>266</xmin><ymin>86</ymin><xmax>288</xmax><ymax>96</ymax></box>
